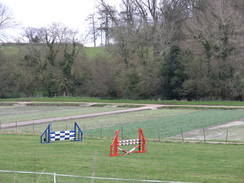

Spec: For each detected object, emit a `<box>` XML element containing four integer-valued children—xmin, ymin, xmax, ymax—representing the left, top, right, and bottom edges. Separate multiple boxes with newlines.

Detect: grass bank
<box><xmin>0</xmin><ymin>97</ymin><xmax>244</xmax><ymax>106</ymax></box>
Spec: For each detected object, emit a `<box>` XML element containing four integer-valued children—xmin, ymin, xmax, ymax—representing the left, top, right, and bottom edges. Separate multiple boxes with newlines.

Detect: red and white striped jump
<box><xmin>110</xmin><ymin>128</ymin><xmax>145</xmax><ymax>156</ymax></box>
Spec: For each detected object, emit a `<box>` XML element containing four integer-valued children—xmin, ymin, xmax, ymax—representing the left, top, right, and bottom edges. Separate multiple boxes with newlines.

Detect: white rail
<box><xmin>0</xmin><ymin>169</ymin><xmax>198</xmax><ymax>183</ymax></box>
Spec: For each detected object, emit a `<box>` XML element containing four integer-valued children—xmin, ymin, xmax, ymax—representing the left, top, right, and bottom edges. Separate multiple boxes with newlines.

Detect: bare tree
<box><xmin>24</xmin><ymin>27</ymin><xmax>43</xmax><ymax>43</ymax></box>
<box><xmin>0</xmin><ymin>2</ymin><xmax>15</xmax><ymax>42</ymax></box>
<box><xmin>98</xmin><ymin>0</ymin><xmax>117</xmax><ymax>45</ymax></box>
<box><xmin>182</xmin><ymin>0</ymin><xmax>244</xmax><ymax>99</ymax></box>
<box><xmin>96</xmin><ymin>0</ymin><xmax>192</xmax><ymax>61</ymax></box>
<box><xmin>23</xmin><ymin>23</ymin><xmax>80</xmax><ymax>96</ymax></box>
<box><xmin>86</xmin><ymin>13</ymin><xmax>99</xmax><ymax>47</ymax></box>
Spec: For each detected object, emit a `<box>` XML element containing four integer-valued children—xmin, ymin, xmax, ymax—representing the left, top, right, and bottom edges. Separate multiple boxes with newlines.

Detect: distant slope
<box><xmin>83</xmin><ymin>46</ymin><xmax>111</xmax><ymax>59</ymax></box>
<box><xmin>0</xmin><ymin>43</ymin><xmax>111</xmax><ymax>60</ymax></box>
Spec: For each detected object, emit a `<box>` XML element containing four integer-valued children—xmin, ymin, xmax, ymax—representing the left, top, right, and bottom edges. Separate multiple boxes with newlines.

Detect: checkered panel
<box><xmin>118</xmin><ymin>139</ymin><xmax>140</xmax><ymax>146</ymax></box>
<box><xmin>50</xmin><ymin>130</ymin><xmax>75</xmax><ymax>142</ymax></box>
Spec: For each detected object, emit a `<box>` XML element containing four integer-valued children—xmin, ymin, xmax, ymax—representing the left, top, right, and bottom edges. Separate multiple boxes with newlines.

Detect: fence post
<box><xmin>53</xmin><ymin>172</ymin><xmax>56</xmax><ymax>183</ymax></box>
<box><xmin>181</xmin><ymin>129</ymin><xmax>184</xmax><ymax>142</ymax></box>
<box><xmin>225</xmin><ymin>128</ymin><xmax>229</xmax><ymax>144</ymax></box>
<box><xmin>83</xmin><ymin>125</ymin><xmax>86</xmax><ymax>139</ymax></box>
<box><xmin>121</xmin><ymin>127</ymin><xmax>124</xmax><ymax>139</ymax></box>
<box><xmin>32</xmin><ymin>121</ymin><xmax>35</xmax><ymax>135</ymax></box>
<box><xmin>158</xmin><ymin>129</ymin><xmax>161</xmax><ymax>142</ymax></box>
<box><xmin>203</xmin><ymin>128</ymin><xmax>206</xmax><ymax>142</ymax></box>
<box><xmin>100</xmin><ymin>126</ymin><xmax>103</xmax><ymax>138</ymax></box>
<box><xmin>15</xmin><ymin>122</ymin><xmax>17</xmax><ymax>134</ymax></box>
<box><xmin>14</xmin><ymin>173</ymin><xmax>16</xmax><ymax>183</ymax></box>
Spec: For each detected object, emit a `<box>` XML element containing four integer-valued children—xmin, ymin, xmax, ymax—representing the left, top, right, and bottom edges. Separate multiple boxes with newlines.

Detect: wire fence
<box><xmin>1</xmin><ymin>120</ymin><xmax>244</xmax><ymax>144</ymax></box>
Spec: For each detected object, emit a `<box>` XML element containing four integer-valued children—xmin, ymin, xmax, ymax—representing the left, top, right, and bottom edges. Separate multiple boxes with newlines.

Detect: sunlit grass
<box><xmin>0</xmin><ymin>134</ymin><xmax>244</xmax><ymax>183</ymax></box>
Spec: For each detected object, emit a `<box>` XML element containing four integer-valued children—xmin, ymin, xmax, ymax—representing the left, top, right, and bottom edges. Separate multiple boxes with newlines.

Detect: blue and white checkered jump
<box><xmin>50</xmin><ymin>130</ymin><xmax>75</xmax><ymax>142</ymax></box>
<box><xmin>40</xmin><ymin>122</ymin><xmax>83</xmax><ymax>144</ymax></box>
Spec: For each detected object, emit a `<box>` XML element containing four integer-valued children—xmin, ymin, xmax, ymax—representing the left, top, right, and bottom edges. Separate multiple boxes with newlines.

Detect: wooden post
<box><xmin>100</xmin><ymin>126</ymin><xmax>103</xmax><ymax>138</ymax></box>
<box><xmin>203</xmin><ymin>128</ymin><xmax>206</xmax><ymax>142</ymax></box>
<box><xmin>158</xmin><ymin>129</ymin><xmax>161</xmax><ymax>142</ymax></box>
<box><xmin>15</xmin><ymin>122</ymin><xmax>17</xmax><ymax>134</ymax></box>
<box><xmin>225</xmin><ymin>128</ymin><xmax>229</xmax><ymax>144</ymax></box>
<box><xmin>83</xmin><ymin>124</ymin><xmax>86</xmax><ymax>139</ymax></box>
<box><xmin>181</xmin><ymin>129</ymin><xmax>184</xmax><ymax>142</ymax></box>
<box><xmin>121</xmin><ymin>127</ymin><xmax>124</xmax><ymax>140</ymax></box>
<box><xmin>32</xmin><ymin>121</ymin><xmax>35</xmax><ymax>135</ymax></box>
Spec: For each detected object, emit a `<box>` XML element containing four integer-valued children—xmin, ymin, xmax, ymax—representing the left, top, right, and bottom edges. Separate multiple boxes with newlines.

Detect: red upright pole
<box><xmin>137</xmin><ymin>128</ymin><xmax>145</xmax><ymax>153</ymax></box>
<box><xmin>109</xmin><ymin>130</ymin><xmax>119</xmax><ymax>156</ymax></box>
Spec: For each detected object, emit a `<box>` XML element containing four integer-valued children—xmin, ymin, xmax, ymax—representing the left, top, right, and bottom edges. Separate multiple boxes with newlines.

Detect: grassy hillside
<box><xmin>0</xmin><ymin>134</ymin><xmax>244</xmax><ymax>183</ymax></box>
<box><xmin>0</xmin><ymin>45</ymin><xmax>20</xmax><ymax>55</ymax></box>
<box><xmin>0</xmin><ymin>44</ymin><xmax>109</xmax><ymax>60</ymax></box>
<box><xmin>83</xmin><ymin>46</ymin><xmax>110</xmax><ymax>59</ymax></box>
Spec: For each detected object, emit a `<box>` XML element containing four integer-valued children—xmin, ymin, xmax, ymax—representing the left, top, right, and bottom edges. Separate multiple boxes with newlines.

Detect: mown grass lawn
<box><xmin>0</xmin><ymin>134</ymin><xmax>244</xmax><ymax>183</ymax></box>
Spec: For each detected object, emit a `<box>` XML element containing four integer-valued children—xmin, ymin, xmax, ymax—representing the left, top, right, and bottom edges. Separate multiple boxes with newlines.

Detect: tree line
<box><xmin>0</xmin><ymin>0</ymin><xmax>243</xmax><ymax>100</ymax></box>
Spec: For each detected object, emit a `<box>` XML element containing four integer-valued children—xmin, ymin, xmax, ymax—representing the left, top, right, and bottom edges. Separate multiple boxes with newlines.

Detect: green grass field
<box><xmin>0</xmin><ymin>106</ymin><xmax>123</xmax><ymax>124</ymax></box>
<box><xmin>0</xmin><ymin>134</ymin><xmax>244</xmax><ymax>183</ymax></box>
<box><xmin>1</xmin><ymin>104</ymin><xmax>244</xmax><ymax>182</ymax></box>
<box><xmin>87</xmin><ymin>109</ymin><xmax>244</xmax><ymax>139</ymax></box>
<box><xmin>2</xmin><ymin>108</ymin><xmax>244</xmax><ymax>142</ymax></box>
<box><xmin>1</xmin><ymin>108</ymin><xmax>194</xmax><ymax>135</ymax></box>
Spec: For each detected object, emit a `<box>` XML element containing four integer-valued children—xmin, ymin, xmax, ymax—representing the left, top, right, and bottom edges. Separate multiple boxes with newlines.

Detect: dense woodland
<box><xmin>0</xmin><ymin>0</ymin><xmax>243</xmax><ymax>100</ymax></box>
